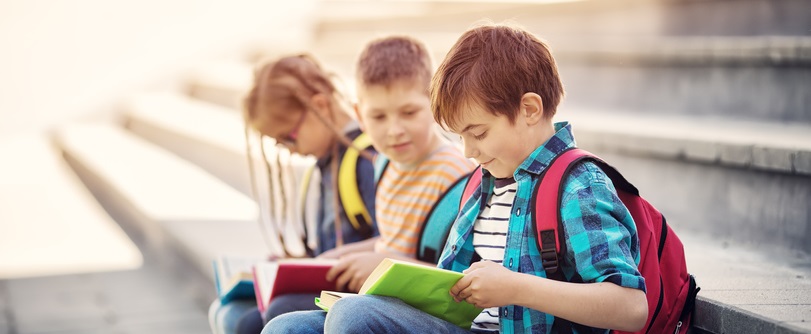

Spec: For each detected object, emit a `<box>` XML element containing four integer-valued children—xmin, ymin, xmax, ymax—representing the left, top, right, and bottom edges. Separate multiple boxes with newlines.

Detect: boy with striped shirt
<box><xmin>310</xmin><ymin>35</ymin><xmax>475</xmax><ymax>292</ymax></box>
<box><xmin>266</xmin><ymin>23</ymin><xmax>648</xmax><ymax>334</ymax></box>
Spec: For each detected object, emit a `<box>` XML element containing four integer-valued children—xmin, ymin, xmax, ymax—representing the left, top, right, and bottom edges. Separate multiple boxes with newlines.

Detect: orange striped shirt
<box><xmin>374</xmin><ymin>144</ymin><xmax>476</xmax><ymax>257</ymax></box>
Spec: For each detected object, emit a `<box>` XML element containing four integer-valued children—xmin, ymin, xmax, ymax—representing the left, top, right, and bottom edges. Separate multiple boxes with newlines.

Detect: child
<box><xmin>257</xmin><ymin>35</ymin><xmax>475</xmax><ymax>333</ymax></box>
<box><xmin>209</xmin><ymin>54</ymin><xmax>379</xmax><ymax>334</ymax></box>
<box><xmin>321</xmin><ymin>35</ymin><xmax>476</xmax><ymax>293</ymax></box>
<box><xmin>264</xmin><ymin>23</ymin><xmax>648</xmax><ymax>334</ymax></box>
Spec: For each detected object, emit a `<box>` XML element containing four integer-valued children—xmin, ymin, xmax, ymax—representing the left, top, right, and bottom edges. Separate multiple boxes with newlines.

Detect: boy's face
<box><xmin>356</xmin><ymin>81</ymin><xmax>438</xmax><ymax>166</ymax></box>
<box><xmin>450</xmin><ymin>101</ymin><xmax>541</xmax><ymax>179</ymax></box>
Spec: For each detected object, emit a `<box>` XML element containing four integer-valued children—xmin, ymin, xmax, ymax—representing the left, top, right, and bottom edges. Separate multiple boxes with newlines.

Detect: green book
<box><xmin>315</xmin><ymin>258</ymin><xmax>483</xmax><ymax>329</ymax></box>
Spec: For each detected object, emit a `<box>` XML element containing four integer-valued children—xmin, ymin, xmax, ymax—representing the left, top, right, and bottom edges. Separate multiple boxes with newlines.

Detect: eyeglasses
<box><xmin>278</xmin><ymin>111</ymin><xmax>307</xmax><ymax>148</ymax></box>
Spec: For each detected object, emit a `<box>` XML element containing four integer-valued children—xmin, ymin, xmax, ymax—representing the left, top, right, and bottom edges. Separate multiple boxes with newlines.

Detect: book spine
<box><xmin>252</xmin><ymin>266</ymin><xmax>265</xmax><ymax>313</ymax></box>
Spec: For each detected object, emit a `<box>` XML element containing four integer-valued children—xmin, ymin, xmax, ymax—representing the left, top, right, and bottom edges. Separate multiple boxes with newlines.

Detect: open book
<box><xmin>253</xmin><ymin>258</ymin><xmax>339</xmax><ymax>314</ymax></box>
<box><xmin>314</xmin><ymin>258</ymin><xmax>483</xmax><ymax>329</ymax></box>
<box><xmin>212</xmin><ymin>255</ymin><xmax>262</xmax><ymax>304</ymax></box>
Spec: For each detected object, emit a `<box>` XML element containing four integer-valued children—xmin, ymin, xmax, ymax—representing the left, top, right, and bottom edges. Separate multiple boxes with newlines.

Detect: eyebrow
<box><xmin>460</xmin><ymin>124</ymin><xmax>484</xmax><ymax>133</ymax></box>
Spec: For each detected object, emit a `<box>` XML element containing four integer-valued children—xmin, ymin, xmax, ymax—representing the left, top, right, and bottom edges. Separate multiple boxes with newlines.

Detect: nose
<box><xmin>462</xmin><ymin>137</ymin><xmax>478</xmax><ymax>159</ymax></box>
<box><xmin>387</xmin><ymin>119</ymin><xmax>405</xmax><ymax>138</ymax></box>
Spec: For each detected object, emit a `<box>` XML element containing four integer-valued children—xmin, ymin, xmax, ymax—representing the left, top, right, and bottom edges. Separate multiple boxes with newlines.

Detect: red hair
<box><xmin>431</xmin><ymin>23</ymin><xmax>565</xmax><ymax>130</ymax></box>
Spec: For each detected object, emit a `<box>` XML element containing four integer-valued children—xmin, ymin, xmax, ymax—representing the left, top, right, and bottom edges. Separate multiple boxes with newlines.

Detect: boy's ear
<box><xmin>353</xmin><ymin>102</ymin><xmax>366</xmax><ymax>131</ymax></box>
<box><xmin>520</xmin><ymin>92</ymin><xmax>544</xmax><ymax>125</ymax></box>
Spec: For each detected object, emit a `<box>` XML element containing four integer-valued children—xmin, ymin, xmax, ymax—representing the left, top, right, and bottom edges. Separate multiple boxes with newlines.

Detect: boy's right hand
<box><xmin>326</xmin><ymin>252</ymin><xmax>387</xmax><ymax>293</ymax></box>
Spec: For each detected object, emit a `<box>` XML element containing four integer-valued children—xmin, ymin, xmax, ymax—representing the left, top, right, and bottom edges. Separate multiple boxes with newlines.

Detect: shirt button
<box><xmin>509</xmin><ymin>258</ymin><xmax>513</xmax><ymax>268</ymax></box>
<box><xmin>451</xmin><ymin>245</ymin><xmax>457</xmax><ymax>252</ymax></box>
<box><xmin>503</xmin><ymin>308</ymin><xmax>508</xmax><ymax>317</ymax></box>
<box><xmin>515</xmin><ymin>208</ymin><xmax>521</xmax><ymax>216</ymax></box>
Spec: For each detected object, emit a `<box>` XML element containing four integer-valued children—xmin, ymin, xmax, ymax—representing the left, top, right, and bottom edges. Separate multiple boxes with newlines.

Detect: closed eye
<box><xmin>473</xmin><ymin>131</ymin><xmax>488</xmax><ymax>140</ymax></box>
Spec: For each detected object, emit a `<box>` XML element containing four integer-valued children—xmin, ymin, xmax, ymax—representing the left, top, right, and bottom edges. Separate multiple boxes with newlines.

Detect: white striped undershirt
<box><xmin>470</xmin><ymin>177</ymin><xmax>516</xmax><ymax>332</ymax></box>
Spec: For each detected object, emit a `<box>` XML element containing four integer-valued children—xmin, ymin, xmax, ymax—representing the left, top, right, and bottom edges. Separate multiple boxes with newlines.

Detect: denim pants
<box><xmin>209</xmin><ymin>293</ymin><xmax>321</xmax><ymax>334</ymax></box>
<box><xmin>262</xmin><ymin>295</ymin><xmax>478</xmax><ymax>334</ymax></box>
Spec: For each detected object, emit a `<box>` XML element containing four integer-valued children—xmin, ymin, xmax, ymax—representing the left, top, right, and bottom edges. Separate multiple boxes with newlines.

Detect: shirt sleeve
<box><xmin>559</xmin><ymin>162</ymin><xmax>646</xmax><ymax>292</ymax></box>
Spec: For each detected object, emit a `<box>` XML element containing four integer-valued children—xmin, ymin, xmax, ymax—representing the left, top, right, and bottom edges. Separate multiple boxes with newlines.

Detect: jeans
<box><xmin>208</xmin><ymin>299</ymin><xmax>256</xmax><ymax>334</ymax></box>
<box><xmin>262</xmin><ymin>295</ymin><xmax>476</xmax><ymax>334</ymax></box>
<box><xmin>209</xmin><ymin>293</ymin><xmax>322</xmax><ymax>334</ymax></box>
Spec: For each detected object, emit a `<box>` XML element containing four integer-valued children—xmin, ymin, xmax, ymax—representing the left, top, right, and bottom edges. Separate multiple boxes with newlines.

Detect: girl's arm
<box><xmin>317</xmin><ymin>236</ymin><xmax>379</xmax><ymax>259</ymax></box>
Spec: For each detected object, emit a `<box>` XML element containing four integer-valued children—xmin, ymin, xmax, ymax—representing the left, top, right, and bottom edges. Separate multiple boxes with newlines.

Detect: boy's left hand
<box><xmin>451</xmin><ymin>260</ymin><xmax>517</xmax><ymax>309</ymax></box>
<box><xmin>326</xmin><ymin>252</ymin><xmax>387</xmax><ymax>293</ymax></box>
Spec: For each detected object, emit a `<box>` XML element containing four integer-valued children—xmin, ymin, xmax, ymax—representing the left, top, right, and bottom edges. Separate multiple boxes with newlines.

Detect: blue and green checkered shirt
<box><xmin>438</xmin><ymin>122</ymin><xmax>646</xmax><ymax>334</ymax></box>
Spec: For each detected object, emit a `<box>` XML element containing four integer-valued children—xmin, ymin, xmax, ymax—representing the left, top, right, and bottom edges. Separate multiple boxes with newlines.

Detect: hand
<box><xmin>450</xmin><ymin>260</ymin><xmax>517</xmax><ymax>309</ymax></box>
<box><xmin>316</xmin><ymin>247</ymin><xmax>343</xmax><ymax>259</ymax></box>
<box><xmin>326</xmin><ymin>252</ymin><xmax>387</xmax><ymax>293</ymax></box>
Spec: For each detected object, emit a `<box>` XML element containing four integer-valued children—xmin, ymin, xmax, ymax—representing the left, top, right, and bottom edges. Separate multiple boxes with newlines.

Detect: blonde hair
<box><xmin>242</xmin><ymin>54</ymin><xmax>369</xmax><ymax>253</ymax></box>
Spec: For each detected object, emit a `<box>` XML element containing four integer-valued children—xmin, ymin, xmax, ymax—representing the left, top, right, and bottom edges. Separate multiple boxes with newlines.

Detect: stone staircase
<box><xmin>36</xmin><ymin>0</ymin><xmax>811</xmax><ymax>333</ymax></box>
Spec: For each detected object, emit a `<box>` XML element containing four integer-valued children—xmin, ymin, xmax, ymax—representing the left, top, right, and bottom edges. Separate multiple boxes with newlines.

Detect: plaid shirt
<box><xmin>438</xmin><ymin>122</ymin><xmax>646</xmax><ymax>334</ymax></box>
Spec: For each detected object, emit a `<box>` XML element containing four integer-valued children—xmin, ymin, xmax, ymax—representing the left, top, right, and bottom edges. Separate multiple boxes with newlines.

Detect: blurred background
<box><xmin>1</xmin><ymin>0</ymin><xmax>809</xmax><ymax>333</ymax></box>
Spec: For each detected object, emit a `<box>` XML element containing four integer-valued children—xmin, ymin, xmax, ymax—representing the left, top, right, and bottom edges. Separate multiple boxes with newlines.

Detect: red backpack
<box><xmin>461</xmin><ymin>148</ymin><xmax>699</xmax><ymax>334</ymax></box>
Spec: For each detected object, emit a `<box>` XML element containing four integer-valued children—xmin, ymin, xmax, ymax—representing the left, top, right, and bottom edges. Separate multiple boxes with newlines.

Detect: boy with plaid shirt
<box><xmin>265</xmin><ymin>23</ymin><xmax>647</xmax><ymax>334</ymax></box>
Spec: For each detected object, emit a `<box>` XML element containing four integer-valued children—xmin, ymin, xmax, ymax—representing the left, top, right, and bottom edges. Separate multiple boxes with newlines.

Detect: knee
<box><xmin>325</xmin><ymin>296</ymin><xmax>379</xmax><ymax>332</ymax></box>
<box><xmin>263</xmin><ymin>311</ymin><xmax>323</xmax><ymax>334</ymax></box>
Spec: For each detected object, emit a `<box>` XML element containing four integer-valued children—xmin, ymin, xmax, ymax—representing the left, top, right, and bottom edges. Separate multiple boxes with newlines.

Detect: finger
<box><xmin>326</xmin><ymin>259</ymin><xmax>350</xmax><ymax>281</ymax></box>
<box><xmin>334</xmin><ymin>268</ymin><xmax>355</xmax><ymax>292</ymax></box>
<box><xmin>454</xmin><ymin>275</ymin><xmax>472</xmax><ymax>293</ymax></box>
<box><xmin>349</xmin><ymin>274</ymin><xmax>364</xmax><ymax>293</ymax></box>
<box><xmin>450</xmin><ymin>278</ymin><xmax>472</xmax><ymax>301</ymax></box>
<box><xmin>456</xmin><ymin>286</ymin><xmax>473</xmax><ymax>302</ymax></box>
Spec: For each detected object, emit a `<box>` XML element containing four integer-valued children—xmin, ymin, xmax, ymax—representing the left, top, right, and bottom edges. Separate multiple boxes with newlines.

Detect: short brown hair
<box><xmin>431</xmin><ymin>23</ymin><xmax>564</xmax><ymax>130</ymax></box>
<box><xmin>356</xmin><ymin>36</ymin><xmax>432</xmax><ymax>92</ymax></box>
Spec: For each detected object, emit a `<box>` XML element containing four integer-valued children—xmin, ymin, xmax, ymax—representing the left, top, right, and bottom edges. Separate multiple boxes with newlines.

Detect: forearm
<box><xmin>508</xmin><ymin>273</ymin><xmax>648</xmax><ymax>331</ymax></box>
<box><xmin>337</xmin><ymin>237</ymin><xmax>379</xmax><ymax>256</ymax></box>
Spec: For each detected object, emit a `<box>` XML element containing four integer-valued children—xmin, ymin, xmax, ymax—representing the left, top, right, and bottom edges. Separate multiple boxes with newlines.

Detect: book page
<box><xmin>254</xmin><ymin>261</ymin><xmax>280</xmax><ymax>309</ymax></box>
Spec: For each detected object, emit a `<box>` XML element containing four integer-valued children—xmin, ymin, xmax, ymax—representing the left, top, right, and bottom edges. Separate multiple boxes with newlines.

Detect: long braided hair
<box><xmin>242</xmin><ymin>54</ymin><xmax>372</xmax><ymax>257</ymax></box>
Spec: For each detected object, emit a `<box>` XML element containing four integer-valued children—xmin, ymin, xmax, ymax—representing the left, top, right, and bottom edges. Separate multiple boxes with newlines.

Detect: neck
<box><xmin>519</xmin><ymin>119</ymin><xmax>556</xmax><ymax>163</ymax></box>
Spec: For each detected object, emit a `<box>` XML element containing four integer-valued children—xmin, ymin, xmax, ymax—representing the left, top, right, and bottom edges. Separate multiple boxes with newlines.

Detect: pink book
<box><xmin>252</xmin><ymin>258</ymin><xmax>339</xmax><ymax>314</ymax></box>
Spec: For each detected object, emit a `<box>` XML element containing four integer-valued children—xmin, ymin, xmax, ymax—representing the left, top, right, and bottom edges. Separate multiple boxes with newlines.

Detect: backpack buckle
<box><xmin>541</xmin><ymin>248</ymin><xmax>559</xmax><ymax>273</ymax></box>
<box><xmin>539</xmin><ymin>229</ymin><xmax>559</xmax><ymax>273</ymax></box>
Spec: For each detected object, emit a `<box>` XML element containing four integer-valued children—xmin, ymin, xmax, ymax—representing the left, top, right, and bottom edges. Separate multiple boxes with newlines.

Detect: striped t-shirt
<box><xmin>374</xmin><ymin>144</ymin><xmax>475</xmax><ymax>257</ymax></box>
<box><xmin>471</xmin><ymin>177</ymin><xmax>516</xmax><ymax>332</ymax></box>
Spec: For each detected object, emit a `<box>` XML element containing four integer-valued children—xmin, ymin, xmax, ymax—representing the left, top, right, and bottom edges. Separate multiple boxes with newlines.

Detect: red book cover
<box><xmin>253</xmin><ymin>259</ymin><xmax>338</xmax><ymax>313</ymax></box>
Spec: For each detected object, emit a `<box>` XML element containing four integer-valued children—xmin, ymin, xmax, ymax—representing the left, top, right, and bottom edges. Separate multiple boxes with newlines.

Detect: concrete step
<box><xmin>122</xmin><ymin>92</ymin><xmax>253</xmax><ymax>196</ymax></box>
<box><xmin>184</xmin><ymin>61</ymin><xmax>253</xmax><ymax>110</ymax></box>
<box><xmin>682</xmin><ymin>232</ymin><xmax>811</xmax><ymax>333</ymax></box>
<box><xmin>314</xmin><ymin>0</ymin><xmax>811</xmax><ymax>40</ymax></box>
<box><xmin>52</xmin><ymin>122</ymin><xmax>273</xmax><ymax>305</ymax></box>
<box><xmin>308</xmin><ymin>0</ymin><xmax>811</xmax><ymax>123</ymax></box>
<box><xmin>120</xmin><ymin>92</ymin><xmax>320</xmax><ymax>256</ymax></box>
<box><xmin>561</xmin><ymin>108</ymin><xmax>811</xmax><ymax>257</ymax></box>
<box><xmin>0</xmin><ymin>134</ymin><xmax>142</xmax><ymax>279</ymax></box>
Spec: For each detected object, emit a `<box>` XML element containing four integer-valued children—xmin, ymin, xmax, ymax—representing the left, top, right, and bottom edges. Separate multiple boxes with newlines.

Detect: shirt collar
<box><xmin>514</xmin><ymin>121</ymin><xmax>576</xmax><ymax>178</ymax></box>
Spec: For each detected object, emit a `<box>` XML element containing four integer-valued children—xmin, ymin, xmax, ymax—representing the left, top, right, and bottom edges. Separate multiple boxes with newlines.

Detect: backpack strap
<box><xmin>416</xmin><ymin>172</ymin><xmax>472</xmax><ymax>263</ymax></box>
<box><xmin>338</xmin><ymin>133</ymin><xmax>374</xmax><ymax>238</ymax></box>
<box><xmin>533</xmin><ymin>148</ymin><xmax>592</xmax><ymax>274</ymax></box>
<box><xmin>373</xmin><ymin>154</ymin><xmax>390</xmax><ymax>186</ymax></box>
<box><xmin>535</xmin><ymin>148</ymin><xmax>606</xmax><ymax>333</ymax></box>
<box><xmin>460</xmin><ymin>165</ymin><xmax>483</xmax><ymax>207</ymax></box>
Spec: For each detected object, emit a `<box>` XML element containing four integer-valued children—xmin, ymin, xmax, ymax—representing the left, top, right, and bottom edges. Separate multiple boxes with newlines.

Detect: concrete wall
<box><xmin>0</xmin><ymin>0</ymin><xmax>317</xmax><ymax>141</ymax></box>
